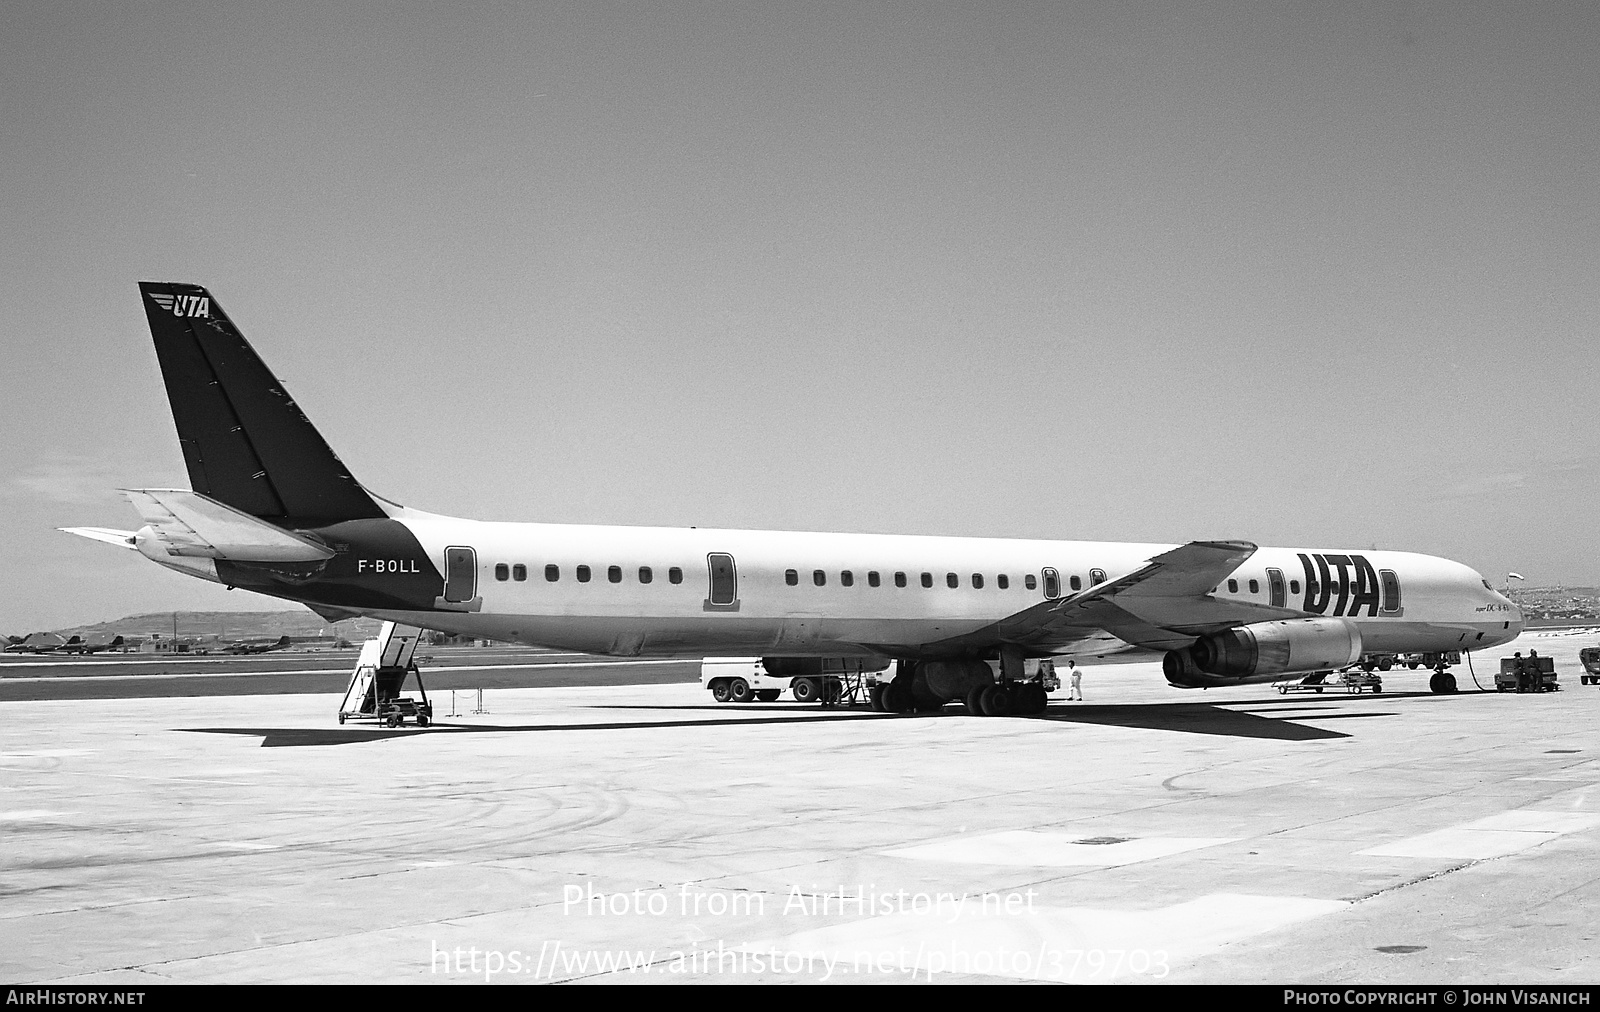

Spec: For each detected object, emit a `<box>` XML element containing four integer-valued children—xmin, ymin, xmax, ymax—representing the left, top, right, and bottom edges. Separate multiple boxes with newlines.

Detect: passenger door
<box><xmin>705</xmin><ymin>553</ymin><xmax>739</xmax><ymax>611</ymax></box>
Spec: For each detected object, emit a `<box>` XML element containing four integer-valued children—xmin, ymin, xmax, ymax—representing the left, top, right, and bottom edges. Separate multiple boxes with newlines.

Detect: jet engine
<box><xmin>1163</xmin><ymin>617</ymin><xmax>1362</xmax><ymax>687</ymax></box>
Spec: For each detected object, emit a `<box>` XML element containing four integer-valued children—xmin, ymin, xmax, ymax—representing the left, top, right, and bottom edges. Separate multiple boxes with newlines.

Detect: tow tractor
<box><xmin>338</xmin><ymin>622</ymin><xmax>434</xmax><ymax>726</ymax></box>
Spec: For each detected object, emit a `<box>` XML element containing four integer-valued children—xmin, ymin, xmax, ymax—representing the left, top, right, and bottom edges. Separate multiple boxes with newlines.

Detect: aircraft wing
<box><xmin>947</xmin><ymin>540</ymin><xmax>1298</xmax><ymax>654</ymax></box>
<box><xmin>117</xmin><ymin>489</ymin><xmax>335</xmax><ymax>562</ymax></box>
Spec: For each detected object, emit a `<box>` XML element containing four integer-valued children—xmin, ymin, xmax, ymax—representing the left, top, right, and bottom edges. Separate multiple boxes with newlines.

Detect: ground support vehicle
<box><xmin>700</xmin><ymin>657</ymin><xmax>880</xmax><ymax>704</ymax></box>
<box><xmin>1496</xmin><ymin>655</ymin><xmax>1560</xmax><ymax>693</ymax></box>
<box><xmin>338</xmin><ymin>622</ymin><xmax>434</xmax><ymax>727</ymax></box>
<box><xmin>1579</xmin><ymin>647</ymin><xmax>1600</xmax><ymax>686</ymax></box>
<box><xmin>1273</xmin><ymin>667</ymin><xmax>1383</xmax><ymax>695</ymax></box>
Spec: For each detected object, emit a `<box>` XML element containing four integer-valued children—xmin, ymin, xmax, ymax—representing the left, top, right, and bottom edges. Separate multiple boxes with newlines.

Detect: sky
<box><xmin>1</xmin><ymin>2</ymin><xmax>1597</xmax><ymax>631</ymax></box>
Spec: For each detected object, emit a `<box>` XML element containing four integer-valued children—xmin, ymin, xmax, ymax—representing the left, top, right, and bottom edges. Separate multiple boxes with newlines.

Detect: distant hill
<box><xmin>55</xmin><ymin>611</ymin><xmax>385</xmax><ymax>642</ymax></box>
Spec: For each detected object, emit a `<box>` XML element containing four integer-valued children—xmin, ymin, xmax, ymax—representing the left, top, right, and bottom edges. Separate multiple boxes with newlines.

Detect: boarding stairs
<box><xmin>338</xmin><ymin>622</ymin><xmax>433</xmax><ymax>726</ymax></box>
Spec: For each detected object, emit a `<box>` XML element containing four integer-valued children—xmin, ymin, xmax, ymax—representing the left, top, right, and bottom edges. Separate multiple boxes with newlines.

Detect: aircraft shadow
<box><xmin>188</xmin><ymin>696</ymin><xmax>1401</xmax><ymax>747</ymax></box>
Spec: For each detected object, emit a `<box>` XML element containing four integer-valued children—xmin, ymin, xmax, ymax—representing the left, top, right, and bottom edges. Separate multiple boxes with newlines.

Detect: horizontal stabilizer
<box><xmin>59</xmin><ymin>526</ymin><xmax>139</xmax><ymax>549</ymax></box>
<box><xmin>120</xmin><ymin>488</ymin><xmax>335</xmax><ymax>562</ymax></box>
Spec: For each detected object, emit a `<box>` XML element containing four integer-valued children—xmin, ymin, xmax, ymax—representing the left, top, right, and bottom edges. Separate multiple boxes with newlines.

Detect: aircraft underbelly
<box><xmin>362</xmin><ymin>610</ymin><xmax>994</xmax><ymax>658</ymax></box>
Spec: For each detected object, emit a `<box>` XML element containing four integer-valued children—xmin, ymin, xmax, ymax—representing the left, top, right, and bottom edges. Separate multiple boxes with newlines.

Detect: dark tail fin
<box><xmin>139</xmin><ymin>282</ymin><xmax>385</xmax><ymax>524</ymax></box>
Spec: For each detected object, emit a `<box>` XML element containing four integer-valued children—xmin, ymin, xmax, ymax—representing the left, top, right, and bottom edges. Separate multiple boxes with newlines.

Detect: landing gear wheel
<box><xmin>881</xmin><ymin>681</ymin><xmax>911</xmax><ymax>713</ymax></box>
<box><xmin>711</xmin><ymin>681</ymin><xmax>732</xmax><ymax>703</ymax></box>
<box><xmin>792</xmin><ymin>677</ymin><xmax>822</xmax><ymax>704</ymax></box>
<box><xmin>729</xmin><ymin>678</ymin><xmax>753</xmax><ymax>703</ymax></box>
<box><xmin>983</xmin><ymin>684</ymin><xmax>1015</xmax><ymax>716</ymax></box>
<box><xmin>1444</xmin><ymin>673</ymin><xmax>1457</xmax><ymax>693</ymax></box>
<box><xmin>965</xmin><ymin>685</ymin><xmax>988</xmax><ymax>714</ymax></box>
<box><xmin>869</xmin><ymin>685</ymin><xmax>886</xmax><ymax>712</ymax></box>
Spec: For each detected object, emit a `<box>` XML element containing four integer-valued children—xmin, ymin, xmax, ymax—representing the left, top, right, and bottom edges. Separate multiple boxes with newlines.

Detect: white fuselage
<box><xmin>346</xmin><ymin>508</ymin><xmax>1522</xmax><ymax>661</ymax></box>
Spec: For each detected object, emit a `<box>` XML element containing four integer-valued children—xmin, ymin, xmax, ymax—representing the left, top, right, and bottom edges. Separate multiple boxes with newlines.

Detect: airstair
<box><xmin>338</xmin><ymin>622</ymin><xmax>433</xmax><ymax>726</ymax></box>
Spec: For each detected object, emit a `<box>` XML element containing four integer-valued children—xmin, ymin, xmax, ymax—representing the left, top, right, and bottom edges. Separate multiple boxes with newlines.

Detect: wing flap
<box><xmin>119</xmin><ymin>488</ymin><xmax>335</xmax><ymax>562</ymax></box>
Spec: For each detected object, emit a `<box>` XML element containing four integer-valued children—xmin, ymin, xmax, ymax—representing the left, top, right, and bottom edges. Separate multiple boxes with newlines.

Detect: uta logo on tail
<box><xmin>147</xmin><ymin>292</ymin><xmax>210</xmax><ymax>318</ymax></box>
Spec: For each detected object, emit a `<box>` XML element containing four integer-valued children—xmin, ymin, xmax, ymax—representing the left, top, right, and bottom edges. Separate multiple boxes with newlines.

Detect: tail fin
<box><xmin>139</xmin><ymin>282</ymin><xmax>385</xmax><ymax>524</ymax></box>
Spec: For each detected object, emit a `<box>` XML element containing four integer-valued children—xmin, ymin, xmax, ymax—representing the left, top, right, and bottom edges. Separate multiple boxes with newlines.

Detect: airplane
<box><xmin>62</xmin><ymin>632</ymin><xmax>126</xmax><ymax>654</ymax></box>
<box><xmin>62</xmin><ymin>283</ymin><xmax>1523</xmax><ymax>713</ymax></box>
<box><xmin>218</xmin><ymin>635</ymin><xmax>293</xmax><ymax>655</ymax></box>
<box><xmin>4</xmin><ymin>632</ymin><xmax>71</xmax><ymax>654</ymax></box>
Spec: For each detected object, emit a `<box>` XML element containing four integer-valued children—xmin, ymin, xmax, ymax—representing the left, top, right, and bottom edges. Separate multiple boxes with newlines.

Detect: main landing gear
<box><xmin>869</xmin><ymin>659</ymin><xmax>1050</xmax><ymax>717</ymax></box>
<box><xmin>1428</xmin><ymin>668</ymin><xmax>1458</xmax><ymax>694</ymax></box>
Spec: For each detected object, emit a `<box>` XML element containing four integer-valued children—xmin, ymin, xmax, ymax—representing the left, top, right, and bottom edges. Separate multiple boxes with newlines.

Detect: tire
<box><xmin>1372</xmin><ymin>683</ymin><xmax>1382</xmax><ymax>694</ymax></box>
<box><xmin>757</xmin><ymin>690</ymin><xmax>780</xmax><ymax>702</ymax></box>
<box><xmin>966</xmin><ymin>685</ymin><xmax>988</xmax><ymax>714</ymax></box>
<box><xmin>1408</xmin><ymin>661</ymin><xmax>1419</xmax><ymax>670</ymax></box>
<box><xmin>881</xmin><ymin>681</ymin><xmax>908</xmax><ymax>713</ymax></box>
<box><xmin>418</xmin><ymin>713</ymin><xmax>430</xmax><ymax>727</ymax></box>
<box><xmin>1444</xmin><ymin>673</ymin><xmax>1457</xmax><ymax>693</ymax></box>
<box><xmin>793</xmin><ymin>677</ymin><xmax>821</xmax><ymax>704</ymax></box>
<box><xmin>1378</xmin><ymin>657</ymin><xmax>1393</xmax><ymax>672</ymax></box>
<box><xmin>987</xmin><ymin>684</ymin><xmax>1015</xmax><ymax>716</ymax></box>
<box><xmin>710</xmin><ymin>680</ymin><xmax>731</xmax><ymax>703</ymax></box>
<box><xmin>869</xmin><ymin>685</ymin><xmax>886</xmax><ymax>711</ymax></box>
<box><xmin>729</xmin><ymin>678</ymin><xmax>753</xmax><ymax>703</ymax></box>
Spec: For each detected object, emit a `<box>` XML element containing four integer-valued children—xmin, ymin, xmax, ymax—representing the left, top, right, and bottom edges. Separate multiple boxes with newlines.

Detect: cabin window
<box><xmin>998</xmin><ymin>574</ymin><xmax>1009</xmax><ymax>589</ymax></box>
<box><xmin>545</xmin><ymin>564</ymin><xmax>560</xmax><ymax>582</ymax></box>
<box><xmin>1069</xmin><ymin>575</ymin><xmax>1082</xmax><ymax>591</ymax></box>
<box><xmin>841</xmin><ymin>570</ymin><xmax>854</xmax><ymax>587</ymax></box>
<box><xmin>1248</xmin><ymin>578</ymin><xmax>1259</xmax><ymax>594</ymax></box>
<box><xmin>786</xmin><ymin>569</ymin><xmax>799</xmax><ymax>586</ymax></box>
<box><xmin>608</xmin><ymin>565</ymin><xmax>622</xmax><ymax>584</ymax></box>
<box><xmin>639</xmin><ymin>566</ymin><xmax>652</xmax><ymax>584</ymax></box>
<box><xmin>1228</xmin><ymin>579</ymin><xmax>1239</xmax><ymax>593</ymax></box>
<box><xmin>513</xmin><ymin>564</ymin><xmax>526</xmax><ymax>582</ymax></box>
<box><xmin>1290</xmin><ymin>579</ymin><xmax>1300</xmax><ymax>595</ymax></box>
<box><xmin>972</xmin><ymin>573</ymin><xmax>984</xmax><ymax>589</ymax></box>
<box><xmin>946</xmin><ymin>572</ymin><xmax>959</xmax><ymax>589</ymax></box>
<box><xmin>669</xmin><ymin>567</ymin><xmax>683</xmax><ymax>584</ymax></box>
<box><xmin>1025</xmin><ymin>574</ymin><xmax>1037</xmax><ymax>590</ymax></box>
<box><xmin>576</xmin><ymin>565</ymin><xmax>591</xmax><ymax>583</ymax></box>
<box><xmin>868</xmin><ymin>571</ymin><xmax>881</xmax><ymax>587</ymax></box>
<box><xmin>921</xmin><ymin>572</ymin><xmax>933</xmax><ymax>588</ymax></box>
<box><xmin>895</xmin><ymin>572</ymin><xmax>907</xmax><ymax>588</ymax></box>
<box><xmin>495</xmin><ymin>563</ymin><xmax>509</xmax><ymax>582</ymax></box>
<box><xmin>813</xmin><ymin>569</ymin><xmax>826</xmax><ymax>587</ymax></box>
